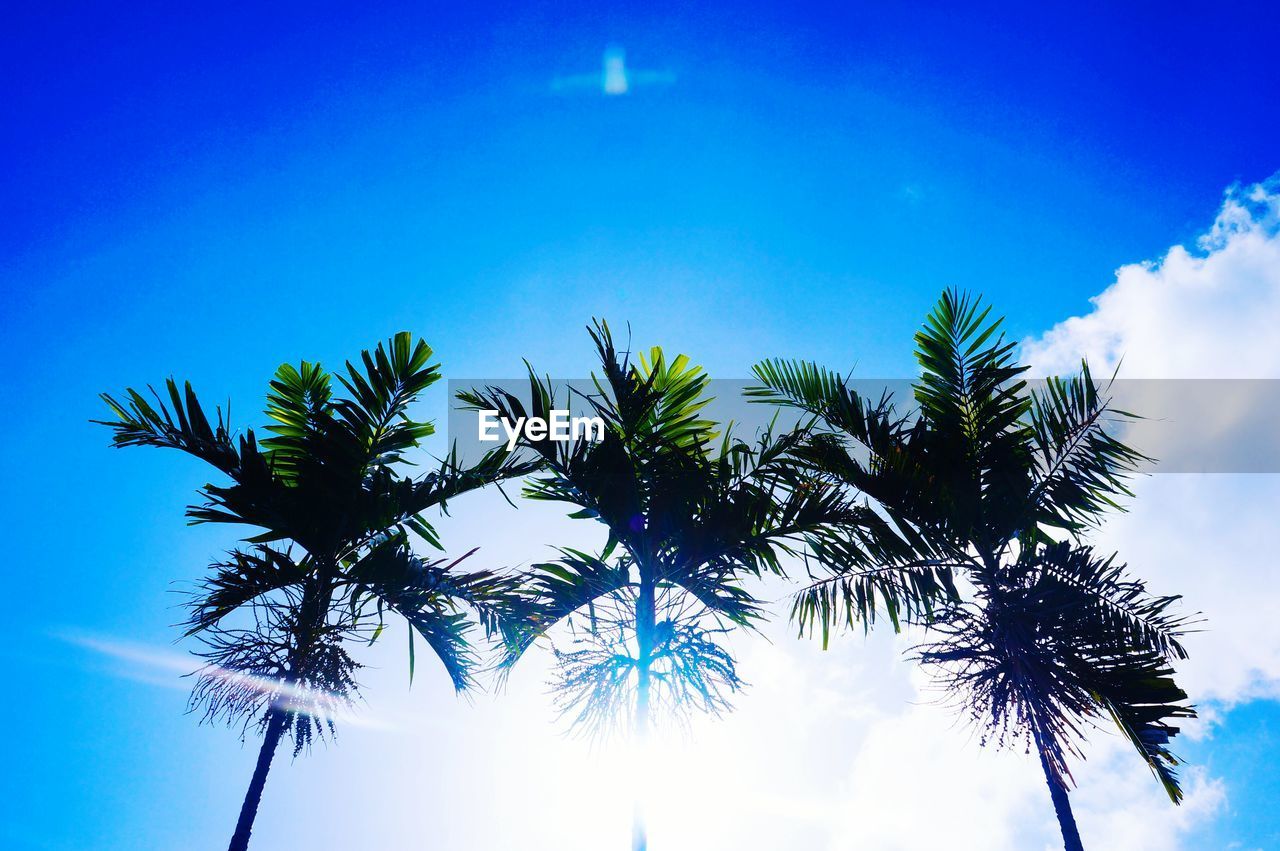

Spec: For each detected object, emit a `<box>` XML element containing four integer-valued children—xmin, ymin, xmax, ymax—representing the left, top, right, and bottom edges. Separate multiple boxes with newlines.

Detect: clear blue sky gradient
<box><xmin>2</xmin><ymin>2</ymin><xmax>1278</xmax><ymax>849</ymax></box>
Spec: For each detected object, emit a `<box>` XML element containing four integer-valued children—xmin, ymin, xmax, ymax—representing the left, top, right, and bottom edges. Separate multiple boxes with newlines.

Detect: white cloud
<box><xmin>1024</xmin><ymin>177</ymin><xmax>1280</xmax><ymax>379</ymax></box>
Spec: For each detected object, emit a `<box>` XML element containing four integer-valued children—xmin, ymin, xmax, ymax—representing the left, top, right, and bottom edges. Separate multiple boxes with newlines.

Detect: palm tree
<box><xmin>750</xmin><ymin>291</ymin><xmax>1196</xmax><ymax>850</ymax></box>
<box><xmin>97</xmin><ymin>333</ymin><xmax>534</xmax><ymax>851</ymax></box>
<box><xmin>460</xmin><ymin>321</ymin><xmax>880</xmax><ymax>851</ymax></box>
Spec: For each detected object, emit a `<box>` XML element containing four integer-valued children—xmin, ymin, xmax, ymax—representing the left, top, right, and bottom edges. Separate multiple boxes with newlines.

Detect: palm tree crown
<box><xmin>97</xmin><ymin>332</ymin><xmax>534</xmax><ymax>851</ymax></box>
<box><xmin>461</xmin><ymin>321</ymin><xmax>876</xmax><ymax>850</ymax></box>
<box><xmin>751</xmin><ymin>291</ymin><xmax>1196</xmax><ymax>851</ymax></box>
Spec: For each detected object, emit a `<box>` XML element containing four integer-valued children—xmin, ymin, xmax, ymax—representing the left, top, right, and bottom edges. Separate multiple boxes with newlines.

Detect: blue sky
<box><xmin>2</xmin><ymin>3</ymin><xmax>1278</xmax><ymax>849</ymax></box>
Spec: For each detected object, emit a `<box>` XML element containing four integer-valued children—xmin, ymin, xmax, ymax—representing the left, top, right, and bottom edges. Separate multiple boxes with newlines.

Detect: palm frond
<box><xmin>1093</xmin><ymin>650</ymin><xmax>1196</xmax><ymax>803</ymax></box>
<box><xmin>332</xmin><ymin>331</ymin><xmax>439</xmax><ymax>465</ymax></box>
<box><xmin>1028</xmin><ymin>362</ymin><xmax>1149</xmax><ymax>533</ymax></box>
<box><xmin>185</xmin><ymin>546</ymin><xmax>309</xmax><ymax>635</ymax></box>
<box><xmin>97</xmin><ymin>379</ymin><xmax>242</xmax><ymax>474</ymax></box>
<box><xmin>343</xmin><ymin>539</ymin><xmax>520</xmax><ymax>692</ymax></box>
<box><xmin>500</xmin><ymin>548</ymin><xmax>632</xmax><ymax>667</ymax></box>
<box><xmin>912</xmin><ymin>290</ymin><xmax>1035</xmax><ymax>545</ymax></box>
<box><xmin>262</xmin><ymin>360</ymin><xmax>333</xmax><ymax>482</ymax></box>
<box><xmin>793</xmin><ymin>557</ymin><xmax>962</xmax><ymax>646</ymax></box>
<box><xmin>748</xmin><ymin>359</ymin><xmax>899</xmax><ymax>448</ymax></box>
<box><xmin>1033</xmin><ymin>542</ymin><xmax>1193</xmax><ymax>661</ymax></box>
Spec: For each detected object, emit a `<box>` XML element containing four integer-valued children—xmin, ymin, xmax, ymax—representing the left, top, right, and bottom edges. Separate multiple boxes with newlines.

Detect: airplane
<box><xmin>552</xmin><ymin>45</ymin><xmax>675</xmax><ymax>96</ymax></box>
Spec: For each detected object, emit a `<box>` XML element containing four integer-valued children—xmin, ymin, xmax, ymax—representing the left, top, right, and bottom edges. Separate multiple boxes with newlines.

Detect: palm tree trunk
<box><xmin>632</xmin><ymin>571</ymin><xmax>656</xmax><ymax>851</ymax></box>
<box><xmin>631</xmin><ymin>689</ymin><xmax>649</xmax><ymax>851</ymax></box>
<box><xmin>228</xmin><ymin>708</ymin><xmax>287</xmax><ymax>851</ymax></box>
<box><xmin>227</xmin><ymin>578</ymin><xmax>325</xmax><ymax>851</ymax></box>
<box><xmin>1037</xmin><ymin>747</ymin><xmax>1084</xmax><ymax>851</ymax></box>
